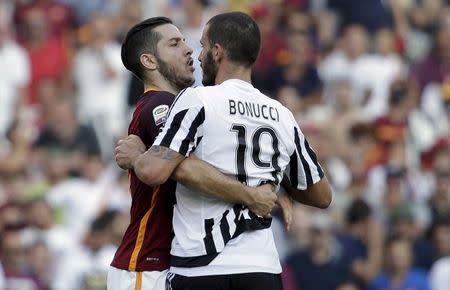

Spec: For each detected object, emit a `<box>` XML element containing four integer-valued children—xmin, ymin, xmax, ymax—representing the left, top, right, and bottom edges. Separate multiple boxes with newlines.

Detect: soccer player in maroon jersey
<box><xmin>108</xmin><ymin>17</ymin><xmax>280</xmax><ymax>290</ymax></box>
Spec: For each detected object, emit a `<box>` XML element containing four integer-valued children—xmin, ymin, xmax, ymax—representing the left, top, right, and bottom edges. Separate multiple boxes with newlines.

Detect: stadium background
<box><xmin>1</xmin><ymin>0</ymin><xmax>450</xmax><ymax>289</ymax></box>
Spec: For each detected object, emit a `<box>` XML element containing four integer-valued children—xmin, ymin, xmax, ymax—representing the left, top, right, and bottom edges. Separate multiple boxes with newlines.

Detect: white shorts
<box><xmin>107</xmin><ymin>266</ymin><xmax>168</xmax><ymax>290</ymax></box>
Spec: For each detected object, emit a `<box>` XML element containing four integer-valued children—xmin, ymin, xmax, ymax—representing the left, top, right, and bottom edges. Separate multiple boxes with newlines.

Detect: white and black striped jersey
<box><xmin>154</xmin><ymin>79</ymin><xmax>323</xmax><ymax>276</ymax></box>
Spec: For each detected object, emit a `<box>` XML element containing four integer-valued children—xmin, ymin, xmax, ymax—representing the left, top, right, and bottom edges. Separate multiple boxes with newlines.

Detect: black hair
<box><xmin>346</xmin><ymin>199</ymin><xmax>372</xmax><ymax>225</ymax></box>
<box><xmin>121</xmin><ymin>17</ymin><xmax>173</xmax><ymax>81</ymax></box>
<box><xmin>206</xmin><ymin>12</ymin><xmax>261</xmax><ymax>67</ymax></box>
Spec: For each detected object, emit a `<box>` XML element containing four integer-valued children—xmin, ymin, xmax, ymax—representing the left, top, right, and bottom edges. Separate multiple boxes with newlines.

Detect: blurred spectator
<box><xmin>369</xmin><ymin>236</ymin><xmax>430</xmax><ymax>290</ymax></box>
<box><xmin>338</xmin><ymin>199</ymin><xmax>384</xmax><ymax>287</ymax></box>
<box><xmin>19</xmin><ymin>7</ymin><xmax>70</xmax><ymax>105</ymax></box>
<box><xmin>57</xmin><ymin>0</ymin><xmax>120</xmax><ymax>26</ymax></box>
<box><xmin>0</xmin><ymin>119</ymin><xmax>33</xmax><ymax>176</ymax></box>
<box><xmin>0</xmin><ymin>228</ymin><xmax>41</xmax><ymax>290</ymax></box>
<box><xmin>177</xmin><ymin>0</ymin><xmax>217</xmax><ymax>86</ymax></box>
<box><xmin>284</xmin><ymin>212</ymin><xmax>348</xmax><ymax>290</ymax></box>
<box><xmin>328</xmin><ymin>0</ymin><xmax>394</xmax><ymax>33</ymax></box>
<box><xmin>0</xmin><ymin>202</ymin><xmax>27</xmax><ymax>232</ymax></box>
<box><xmin>33</xmin><ymin>97</ymin><xmax>101</xmax><ymax>177</ymax></box>
<box><xmin>0</xmin><ymin>8</ymin><xmax>30</xmax><ymax>138</ymax></box>
<box><xmin>51</xmin><ymin>210</ymin><xmax>119</xmax><ymax>290</ymax></box>
<box><xmin>0</xmin><ymin>261</ymin><xmax>4</xmax><ymax>290</ymax></box>
<box><xmin>335</xmin><ymin>279</ymin><xmax>361</xmax><ymax>290</ymax></box>
<box><xmin>429</xmin><ymin>255</ymin><xmax>450</xmax><ymax>290</ymax></box>
<box><xmin>251</xmin><ymin>2</ymin><xmax>287</xmax><ymax>92</ymax></box>
<box><xmin>21</xmin><ymin>198</ymin><xmax>75</xmax><ymax>266</ymax></box>
<box><xmin>266</xmin><ymin>30</ymin><xmax>322</xmax><ymax>105</ymax></box>
<box><xmin>73</xmin><ymin>13</ymin><xmax>127</xmax><ymax>156</ymax></box>
<box><xmin>14</xmin><ymin>0</ymin><xmax>74</xmax><ymax>39</ymax></box>
<box><xmin>411</xmin><ymin>13</ymin><xmax>450</xmax><ymax>92</ymax></box>
<box><xmin>319</xmin><ymin>25</ymin><xmax>374</xmax><ymax>111</ymax></box>
<box><xmin>25</xmin><ymin>241</ymin><xmax>52</xmax><ymax>290</ymax></box>
<box><xmin>429</xmin><ymin>169</ymin><xmax>450</xmax><ymax>222</ymax></box>
<box><xmin>313</xmin><ymin>9</ymin><xmax>339</xmax><ymax>56</ymax></box>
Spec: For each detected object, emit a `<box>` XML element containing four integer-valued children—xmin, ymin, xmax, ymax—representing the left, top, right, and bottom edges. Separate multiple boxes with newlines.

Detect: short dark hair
<box><xmin>346</xmin><ymin>199</ymin><xmax>372</xmax><ymax>225</ymax></box>
<box><xmin>121</xmin><ymin>17</ymin><xmax>173</xmax><ymax>81</ymax></box>
<box><xmin>206</xmin><ymin>12</ymin><xmax>261</xmax><ymax>67</ymax></box>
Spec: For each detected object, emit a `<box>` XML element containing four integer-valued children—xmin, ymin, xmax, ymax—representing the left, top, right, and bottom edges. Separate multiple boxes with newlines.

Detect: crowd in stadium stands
<box><xmin>1</xmin><ymin>0</ymin><xmax>450</xmax><ymax>289</ymax></box>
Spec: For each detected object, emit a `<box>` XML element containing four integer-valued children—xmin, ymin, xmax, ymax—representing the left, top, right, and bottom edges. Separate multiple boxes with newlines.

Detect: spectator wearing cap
<box><xmin>283</xmin><ymin>212</ymin><xmax>348</xmax><ymax>290</ymax></box>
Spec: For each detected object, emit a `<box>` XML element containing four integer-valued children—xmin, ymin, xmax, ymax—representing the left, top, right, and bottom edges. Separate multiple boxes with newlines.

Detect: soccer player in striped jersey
<box><xmin>116</xmin><ymin>12</ymin><xmax>332</xmax><ymax>290</ymax></box>
<box><xmin>108</xmin><ymin>17</ymin><xmax>281</xmax><ymax>290</ymax></box>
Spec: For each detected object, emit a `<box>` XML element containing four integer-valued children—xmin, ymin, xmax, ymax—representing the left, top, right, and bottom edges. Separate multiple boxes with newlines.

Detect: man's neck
<box><xmin>215</xmin><ymin>62</ymin><xmax>252</xmax><ymax>85</ymax></box>
<box><xmin>144</xmin><ymin>76</ymin><xmax>179</xmax><ymax>95</ymax></box>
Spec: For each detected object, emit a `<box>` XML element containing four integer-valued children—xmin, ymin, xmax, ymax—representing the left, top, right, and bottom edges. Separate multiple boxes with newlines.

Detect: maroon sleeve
<box><xmin>138</xmin><ymin>92</ymin><xmax>175</xmax><ymax>148</ymax></box>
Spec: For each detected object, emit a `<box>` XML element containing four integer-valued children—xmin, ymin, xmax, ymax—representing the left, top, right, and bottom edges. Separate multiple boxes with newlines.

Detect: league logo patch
<box><xmin>153</xmin><ymin>105</ymin><xmax>169</xmax><ymax>126</ymax></box>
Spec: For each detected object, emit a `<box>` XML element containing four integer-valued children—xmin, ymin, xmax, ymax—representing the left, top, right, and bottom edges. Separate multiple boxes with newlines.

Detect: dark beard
<box><xmin>157</xmin><ymin>56</ymin><xmax>194</xmax><ymax>91</ymax></box>
<box><xmin>201</xmin><ymin>50</ymin><xmax>218</xmax><ymax>86</ymax></box>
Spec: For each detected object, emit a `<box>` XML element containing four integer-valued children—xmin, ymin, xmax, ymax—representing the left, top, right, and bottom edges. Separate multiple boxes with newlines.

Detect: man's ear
<box><xmin>212</xmin><ymin>43</ymin><xmax>224</xmax><ymax>63</ymax></box>
<box><xmin>140</xmin><ymin>53</ymin><xmax>158</xmax><ymax>71</ymax></box>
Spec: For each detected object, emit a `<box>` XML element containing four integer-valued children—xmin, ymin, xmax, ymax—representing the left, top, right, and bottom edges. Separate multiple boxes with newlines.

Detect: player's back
<box><xmin>167</xmin><ymin>79</ymin><xmax>320</xmax><ymax>276</ymax></box>
<box><xmin>111</xmin><ymin>90</ymin><xmax>176</xmax><ymax>272</ymax></box>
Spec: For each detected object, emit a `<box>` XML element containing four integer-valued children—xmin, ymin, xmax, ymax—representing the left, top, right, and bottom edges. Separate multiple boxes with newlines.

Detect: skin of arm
<box><xmin>281</xmin><ymin>175</ymin><xmax>332</xmax><ymax>209</ymax></box>
<box><xmin>172</xmin><ymin>155</ymin><xmax>277</xmax><ymax>216</ymax></box>
<box><xmin>115</xmin><ymin>135</ymin><xmax>278</xmax><ymax>216</ymax></box>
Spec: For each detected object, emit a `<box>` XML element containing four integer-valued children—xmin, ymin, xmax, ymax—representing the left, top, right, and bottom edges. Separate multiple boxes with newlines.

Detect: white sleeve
<box><xmin>153</xmin><ymin>88</ymin><xmax>205</xmax><ymax>156</ymax></box>
<box><xmin>286</xmin><ymin>117</ymin><xmax>324</xmax><ymax>190</ymax></box>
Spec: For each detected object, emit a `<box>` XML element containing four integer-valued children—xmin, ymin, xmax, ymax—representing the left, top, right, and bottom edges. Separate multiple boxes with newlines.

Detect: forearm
<box><xmin>281</xmin><ymin>176</ymin><xmax>332</xmax><ymax>209</ymax></box>
<box><xmin>172</xmin><ymin>157</ymin><xmax>254</xmax><ymax>205</ymax></box>
<box><xmin>133</xmin><ymin>145</ymin><xmax>185</xmax><ymax>186</ymax></box>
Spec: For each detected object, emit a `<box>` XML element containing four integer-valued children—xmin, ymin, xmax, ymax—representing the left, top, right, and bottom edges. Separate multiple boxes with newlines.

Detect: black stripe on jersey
<box><xmin>305</xmin><ymin>139</ymin><xmax>325</xmax><ymax>178</ymax></box>
<box><xmin>289</xmin><ymin>151</ymin><xmax>299</xmax><ymax>188</ymax></box>
<box><xmin>159</xmin><ymin>109</ymin><xmax>188</xmax><ymax>148</ymax></box>
<box><xmin>271</xmin><ymin>132</ymin><xmax>281</xmax><ymax>185</ymax></box>
<box><xmin>294</xmin><ymin>127</ymin><xmax>313</xmax><ymax>187</ymax></box>
<box><xmin>219</xmin><ymin>210</ymin><xmax>231</xmax><ymax>244</ymax></box>
<box><xmin>167</xmin><ymin>88</ymin><xmax>187</xmax><ymax>117</ymax></box>
<box><xmin>179</xmin><ymin>107</ymin><xmax>205</xmax><ymax>155</ymax></box>
<box><xmin>203</xmin><ymin>218</ymin><xmax>216</xmax><ymax>255</ymax></box>
<box><xmin>171</xmin><ymin>253</ymin><xmax>219</xmax><ymax>268</ymax></box>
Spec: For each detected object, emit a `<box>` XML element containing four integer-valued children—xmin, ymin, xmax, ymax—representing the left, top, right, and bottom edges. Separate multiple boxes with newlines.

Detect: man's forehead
<box><xmin>154</xmin><ymin>23</ymin><xmax>183</xmax><ymax>40</ymax></box>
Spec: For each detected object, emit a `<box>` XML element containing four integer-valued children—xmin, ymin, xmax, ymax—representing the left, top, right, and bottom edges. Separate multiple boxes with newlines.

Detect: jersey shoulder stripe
<box><xmin>178</xmin><ymin>107</ymin><xmax>205</xmax><ymax>156</ymax></box>
<box><xmin>159</xmin><ymin>109</ymin><xmax>189</xmax><ymax>148</ymax></box>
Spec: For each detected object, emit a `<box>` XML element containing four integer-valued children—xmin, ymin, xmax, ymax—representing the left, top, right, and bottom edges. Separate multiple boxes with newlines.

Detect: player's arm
<box><xmin>173</xmin><ymin>156</ymin><xmax>277</xmax><ymax>216</ymax></box>
<box><xmin>284</xmin><ymin>121</ymin><xmax>332</xmax><ymax>209</ymax></box>
<box><xmin>116</xmin><ymin>136</ymin><xmax>277</xmax><ymax>216</ymax></box>
<box><xmin>115</xmin><ymin>134</ymin><xmax>185</xmax><ymax>186</ymax></box>
<box><xmin>281</xmin><ymin>175</ymin><xmax>331</xmax><ymax>209</ymax></box>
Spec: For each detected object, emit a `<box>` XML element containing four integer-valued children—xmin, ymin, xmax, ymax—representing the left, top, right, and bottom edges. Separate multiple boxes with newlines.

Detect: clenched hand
<box><xmin>115</xmin><ymin>134</ymin><xmax>146</xmax><ymax>170</ymax></box>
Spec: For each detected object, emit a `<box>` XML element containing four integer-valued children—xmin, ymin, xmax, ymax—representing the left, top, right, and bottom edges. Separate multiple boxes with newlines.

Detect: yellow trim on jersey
<box><xmin>135</xmin><ymin>272</ymin><xmax>142</xmax><ymax>290</ymax></box>
<box><xmin>144</xmin><ymin>86</ymin><xmax>161</xmax><ymax>93</ymax></box>
<box><xmin>128</xmin><ymin>186</ymin><xmax>160</xmax><ymax>271</ymax></box>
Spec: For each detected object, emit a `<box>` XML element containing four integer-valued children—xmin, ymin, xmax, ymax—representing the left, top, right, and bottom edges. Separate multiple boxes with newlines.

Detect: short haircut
<box><xmin>121</xmin><ymin>17</ymin><xmax>173</xmax><ymax>81</ymax></box>
<box><xmin>346</xmin><ymin>199</ymin><xmax>372</xmax><ymax>225</ymax></box>
<box><xmin>206</xmin><ymin>12</ymin><xmax>261</xmax><ymax>67</ymax></box>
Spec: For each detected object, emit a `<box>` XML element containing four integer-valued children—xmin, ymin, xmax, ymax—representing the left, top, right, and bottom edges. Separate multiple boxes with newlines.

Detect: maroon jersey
<box><xmin>111</xmin><ymin>90</ymin><xmax>176</xmax><ymax>271</ymax></box>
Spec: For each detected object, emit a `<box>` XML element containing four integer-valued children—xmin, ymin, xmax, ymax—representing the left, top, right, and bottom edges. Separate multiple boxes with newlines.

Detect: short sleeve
<box><xmin>153</xmin><ymin>88</ymin><xmax>205</xmax><ymax>156</ymax></box>
<box><xmin>286</xmin><ymin>121</ymin><xmax>324</xmax><ymax>190</ymax></box>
